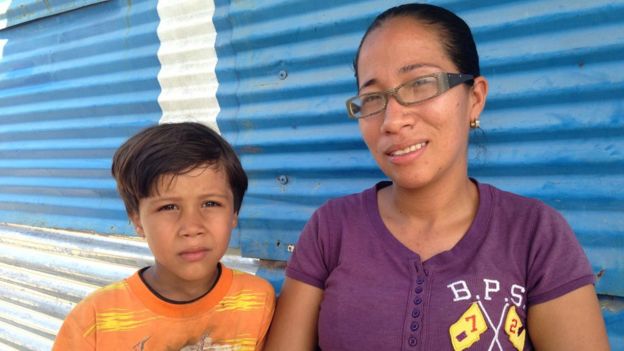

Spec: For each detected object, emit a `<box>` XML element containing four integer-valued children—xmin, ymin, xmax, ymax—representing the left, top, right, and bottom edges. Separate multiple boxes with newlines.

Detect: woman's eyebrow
<box><xmin>398</xmin><ymin>63</ymin><xmax>439</xmax><ymax>74</ymax></box>
<box><xmin>359</xmin><ymin>63</ymin><xmax>440</xmax><ymax>90</ymax></box>
<box><xmin>359</xmin><ymin>78</ymin><xmax>378</xmax><ymax>90</ymax></box>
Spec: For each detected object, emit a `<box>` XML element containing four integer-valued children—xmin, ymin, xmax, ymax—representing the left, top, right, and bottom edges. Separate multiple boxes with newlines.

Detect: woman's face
<box><xmin>356</xmin><ymin>17</ymin><xmax>487</xmax><ymax>191</ymax></box>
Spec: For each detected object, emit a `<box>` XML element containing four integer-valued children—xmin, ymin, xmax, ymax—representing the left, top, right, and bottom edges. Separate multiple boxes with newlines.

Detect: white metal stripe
<box><xmin>0</xmin><ymin>39</ymin><xmax>7</xmax><ymax>59</ymax></box>
<box><xmin>156</xmin><ymin>0</ymin><xmax>221</xmax><ymax>133</ymax></box>
<box><xmin>0</xmin><ymin>2</ymin><xmax>11</xmax><ymax>30</ymax></box>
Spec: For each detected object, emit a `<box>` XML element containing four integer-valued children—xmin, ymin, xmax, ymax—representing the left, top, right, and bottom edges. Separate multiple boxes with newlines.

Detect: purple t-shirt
<box><xmin>286</xmin><ymin>181</ymin><xmax>594</xmax><ymax>351</ymax></box>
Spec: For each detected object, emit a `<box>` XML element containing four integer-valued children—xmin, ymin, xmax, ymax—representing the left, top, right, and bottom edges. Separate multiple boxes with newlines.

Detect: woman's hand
<box><xmin>264</xmin><ymin>278</ymin><xmax>323</xmax><ymax>351</ymax></box>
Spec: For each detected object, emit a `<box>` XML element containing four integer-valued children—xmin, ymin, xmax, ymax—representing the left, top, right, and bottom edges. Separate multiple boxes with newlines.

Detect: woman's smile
<box><xmin>386</xmin><ymin>141</ymin><xmax>429</xmax><ymax>164</ymax></box>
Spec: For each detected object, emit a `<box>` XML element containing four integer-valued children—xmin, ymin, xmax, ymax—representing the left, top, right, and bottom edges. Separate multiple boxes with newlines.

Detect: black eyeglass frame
<box><xmin>345</xmin><ymin>72</ymin><xmax>474</xmax><ymax>119</ymax></box>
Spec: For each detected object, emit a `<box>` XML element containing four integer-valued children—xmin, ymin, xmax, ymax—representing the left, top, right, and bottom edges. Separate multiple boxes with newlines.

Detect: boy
<box><xmin>53</xmin><ymin>122</ymin><xmax>275</xmax><ymax>350</ymax></box>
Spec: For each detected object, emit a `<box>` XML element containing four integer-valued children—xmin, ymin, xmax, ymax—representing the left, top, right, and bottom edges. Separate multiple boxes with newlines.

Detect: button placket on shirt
<box><xmin>407</xmin><ymin>261</ymin><xmax>427</xmax><ymax>348</ymax></box>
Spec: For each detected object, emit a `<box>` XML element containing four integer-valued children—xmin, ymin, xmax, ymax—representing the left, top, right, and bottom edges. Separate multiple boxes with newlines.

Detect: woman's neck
<box><xmin>389</xmin><ymin>176</ymin><xmax>477</xmax><ymax>223</ymax></box>
<box><xmin>378</xmin><ymin>176</ymin><xmax>479</xmax><ymax>260</ymax></box>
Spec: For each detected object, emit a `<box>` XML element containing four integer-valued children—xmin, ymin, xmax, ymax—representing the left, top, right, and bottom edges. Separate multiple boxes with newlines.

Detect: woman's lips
<box><xmin>386</xmin><ymin>141</ymin><xmax>428</xmax><ymax>164</ymax></box>
<box><xmin>389</xmin><ymin>142</ymin><xmax>428</xmax><ymax>156</ymax></box>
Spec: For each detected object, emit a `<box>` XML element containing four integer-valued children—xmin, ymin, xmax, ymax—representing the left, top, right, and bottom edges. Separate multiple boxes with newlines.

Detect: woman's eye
<box><xmin>361</xmin><ymin>94</ymin><xmax>382</xmax><ymax>105</ymax></box>
<box><xmin>158</xmin><ymin>204</ymin><xmax>177</xmax><ymax>211</ymax></box>
<box><xmin>409</xmin><ymin>78</ymin><xmax>430</xmax><ymax>88</ymax></box>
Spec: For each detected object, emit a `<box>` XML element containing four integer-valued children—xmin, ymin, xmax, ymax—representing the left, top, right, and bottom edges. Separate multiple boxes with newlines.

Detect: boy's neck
<box><xmin>139</xmin><ymin>263</ymin><xmax>221</xmax><ymax>303</ymax></box>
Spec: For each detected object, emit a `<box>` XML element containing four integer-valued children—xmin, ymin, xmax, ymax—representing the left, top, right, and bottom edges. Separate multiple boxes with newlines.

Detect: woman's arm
<box><xmin>527</xmin><ymin>284</ymin><xmax>609</xmax><ymax>350</ymax></box>
<box><xmin>264</xmin><ymin>278</ymin><xmax>323</xmax><ymax>351</ymax></box>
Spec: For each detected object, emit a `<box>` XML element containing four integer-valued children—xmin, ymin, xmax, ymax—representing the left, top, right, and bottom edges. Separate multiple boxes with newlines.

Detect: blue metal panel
<box><xmin>212</xmin><ymin>0</ymin><xmax>624</xmax><ymax>346</ymax></box>
<box><xmin>0</xmin><ymin>0</ymin><xmax>162</xmax><ymax>234</ymax></box>
<box><xmin>0</xmin><ymin>0</ymin><xmax>109</xmax><ymax>30</ymax></box>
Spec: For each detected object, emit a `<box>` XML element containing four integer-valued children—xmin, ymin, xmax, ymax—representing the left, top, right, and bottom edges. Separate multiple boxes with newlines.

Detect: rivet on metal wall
<box><xmin>277</xmin><ymin>175</ymin><xmax>289</xmax><ymax>185</ymax></box>
<box><xmin>287</xmin><ymin>244</ymin><xmax>295</xmax><ymax>252</ymax></box>
<box><xmin>278</xmin><ymin>70</ymin><xmax>288</xmax><ymax>80</ymax></box>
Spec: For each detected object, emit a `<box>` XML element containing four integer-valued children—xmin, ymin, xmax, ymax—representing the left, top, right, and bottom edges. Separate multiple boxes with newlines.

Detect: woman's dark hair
<box><xmin>111</xmin><ymin>122</ymin><xmax>248</xmax><ymax>215</ymax></box>
<box><xmin>354</xmin><ymin>3</ymin><xmax>480</xmax><ymax>87</ymax></box>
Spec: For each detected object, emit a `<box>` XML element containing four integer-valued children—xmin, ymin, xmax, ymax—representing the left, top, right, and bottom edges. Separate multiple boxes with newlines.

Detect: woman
<box><xmin>265</xmin><ymin>3</ymin><xmax>609</xmax><ymax>351</ymax></box>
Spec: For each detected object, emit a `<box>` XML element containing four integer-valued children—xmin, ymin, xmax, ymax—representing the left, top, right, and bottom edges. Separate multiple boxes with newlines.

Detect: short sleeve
<box><xmin>526</xmin><ymin>203</ymin><xmax>595</xmax><ymax>306</ymax></box>
<box><xmin>52</xmin><ymin>300</ymin><xmax>96</xmax><ymax>350</ymax></box>
<box><xmin>286</xmin><ymin>204</ymin><xmax>340</xmax><ymax>289</ymax></box>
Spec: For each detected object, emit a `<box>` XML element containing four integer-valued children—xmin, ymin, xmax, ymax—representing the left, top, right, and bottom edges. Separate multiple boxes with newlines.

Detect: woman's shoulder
<box><xmin>316</xmin><ymin>181</ymin><xmax>385</xmax><ymax>214</ymax></box>
<box><xmin>478</xmin><ymin>181</ymin><xmax>573</xmax><ymax>240</ymax></box>
<box><xmin>480</xmin><ymin>182</ymin><xmax>563</xmax><ymax>218</ymax></box>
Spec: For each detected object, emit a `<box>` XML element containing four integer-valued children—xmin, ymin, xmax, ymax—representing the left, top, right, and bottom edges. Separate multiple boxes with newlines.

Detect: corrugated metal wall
<box><xmin>0</xmin><ymin>0</ymin><xmax>162</xmax><ymax>236</ymax></box>
<box><xmin>0</xmin><ymin>0</ymin><xmax>622</xmax><ymax>349</ymax></box>
<box><xmin>0</xmin><ymin>223</ymin><xmax>151</xmax><ymax>350</ymax></box>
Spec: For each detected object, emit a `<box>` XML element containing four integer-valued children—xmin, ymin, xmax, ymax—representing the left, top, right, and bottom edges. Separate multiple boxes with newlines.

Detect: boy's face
<box><xmin>130</xmin><ymin>165</ymin><xmax>237</xmax><ymax>294</ymax></box>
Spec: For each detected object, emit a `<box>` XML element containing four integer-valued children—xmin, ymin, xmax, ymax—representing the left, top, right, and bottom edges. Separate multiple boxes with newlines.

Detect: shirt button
<box><xmin>410</xmin><ymin>321</ymin><xmax>420</xmax><ymax>331</ymax></box>
<box><xmin>414</xmin><ymin>286</ymin><xmax>423</xmax><ymax>294</ymax></box>
<box><xmin>412</xmin><ymin>308</ymin><xmax>420</xmax><ymax>318</ymax></box>
<box><xmin>416</xmin><ymin>276</ymin><xmax>425</xmax><ymax>284</ymax></box>
<box><xmin>414</xmin><ymin>297</ymin><xmax>423</xmax><ymax>305</ymax></box>
<box><xmin>408</xmin><ymin>336</ymin><xmax>418</xmax><ymax>347</ymax></box>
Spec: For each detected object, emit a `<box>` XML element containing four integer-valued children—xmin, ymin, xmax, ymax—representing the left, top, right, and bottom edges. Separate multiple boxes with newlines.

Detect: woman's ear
<box><xmin>130</xmin><ymin>213</ymin><xmax>145</xmax><ymax>238</ymax></box>
<box><xmin>469</xmin><ymin>76</ymin><xmax>488</xmax><ymax>123</ymax></box>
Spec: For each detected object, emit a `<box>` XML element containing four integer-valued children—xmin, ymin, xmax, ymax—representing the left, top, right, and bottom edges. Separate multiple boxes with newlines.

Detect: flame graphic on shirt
<box><xmin>504</xmin><ymin>305</ymin><xmax>526</xmax><ymax>351</ymax></box>
<box><xmin>449</xmin><ymin>302</ymin><xmax>488</xmax><ymax>351</ymax></box>
<box><xmin>216</xmin><ymin>290</ymin><xmax>266</xmax><ymax>312</ymax></box>
<box><xmin>84</xmin><ymin>309</ymin><xmax>159</xmax><ymax>336</ymax></box>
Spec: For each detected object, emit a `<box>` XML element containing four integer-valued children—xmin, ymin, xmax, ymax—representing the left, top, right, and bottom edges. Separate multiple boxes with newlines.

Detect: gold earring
<box><xmin>470</xmin><ymin>119</ymin><xmax>480</xmax><ymax>129</ymax></box>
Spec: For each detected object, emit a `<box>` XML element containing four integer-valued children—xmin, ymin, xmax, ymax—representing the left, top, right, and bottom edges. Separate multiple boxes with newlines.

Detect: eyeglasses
<box><xmin>345</xmin><ymin>72</ymin><xmax>474</xmax><ymax>119</ymax></box>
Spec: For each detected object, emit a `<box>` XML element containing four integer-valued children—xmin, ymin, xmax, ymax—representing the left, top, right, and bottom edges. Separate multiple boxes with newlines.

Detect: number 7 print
<box><xmin>449</xmin><ymin>302</ymin><xmax>488</xmax><ymax>351</ymax></box>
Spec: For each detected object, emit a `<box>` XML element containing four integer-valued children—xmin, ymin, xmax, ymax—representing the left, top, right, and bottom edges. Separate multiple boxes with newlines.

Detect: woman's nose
<box><xmin>380</xmin><ymin>95</ymin><xmax>413</xmax><ymax>133</ymax></box>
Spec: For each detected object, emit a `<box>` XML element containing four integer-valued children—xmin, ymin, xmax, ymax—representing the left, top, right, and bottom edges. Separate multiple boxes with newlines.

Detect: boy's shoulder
<box><xmin>227</xmin><ymin>267</ymin><xmax>275</xmax><ymax>296</ymax></box>
<box><xmin>72</xmin><ymin>273</ymin><xmax>136</xmax><ymax>310</ymax></box>
<box><xmin>217</xmin><ymin>266</ymin><xmax>276</xmax><ymax>321</ymax></box>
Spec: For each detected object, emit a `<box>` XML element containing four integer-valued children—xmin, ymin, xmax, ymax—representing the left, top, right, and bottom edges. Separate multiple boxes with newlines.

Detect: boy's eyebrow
<box><xmin>148</xmin><ymin>193</ymin><xmax>231</xmax><ymax>201</ymax></box>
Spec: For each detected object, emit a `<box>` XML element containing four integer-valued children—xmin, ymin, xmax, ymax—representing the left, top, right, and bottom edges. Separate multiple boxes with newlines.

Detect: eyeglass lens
<box><xmin>350</xmin><ymin>75</ymin><xmax>439</xmax><ymax>118</ymax></box>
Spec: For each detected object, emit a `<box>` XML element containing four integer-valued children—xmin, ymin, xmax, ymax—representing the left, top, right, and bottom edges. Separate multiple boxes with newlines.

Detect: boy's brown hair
<box><xmin>111</xmin><ymin>122</ymin><xmax>248</xmax><ymax>215</ymax></box>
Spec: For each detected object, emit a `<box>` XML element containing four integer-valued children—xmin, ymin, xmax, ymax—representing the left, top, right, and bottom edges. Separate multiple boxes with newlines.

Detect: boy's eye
<box><xmin>202</xmin><ymin>201</ymin><xmax>220</xmax><ymax>208</ymax></box>
<box><xmin>158</xmin><ymin>204</ymin><xmax>177</xmax><ymax>211</ymax></box>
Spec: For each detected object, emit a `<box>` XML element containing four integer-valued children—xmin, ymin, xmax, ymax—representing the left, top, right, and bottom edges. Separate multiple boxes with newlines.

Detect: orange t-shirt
<box><xmin>53</xmin><ymin>264</ymin><xmax>275</xmax><ymax>350</ymax></box>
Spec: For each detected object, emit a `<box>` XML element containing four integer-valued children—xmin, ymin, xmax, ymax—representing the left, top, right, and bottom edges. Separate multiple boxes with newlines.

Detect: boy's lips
<box><xmin>179</xmin><ymin>247</ymin><xmax>210</xmax><ymax>262</ymax></box>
